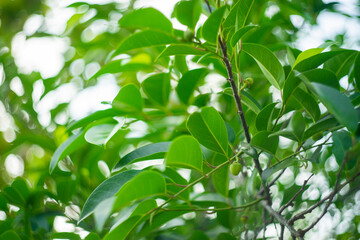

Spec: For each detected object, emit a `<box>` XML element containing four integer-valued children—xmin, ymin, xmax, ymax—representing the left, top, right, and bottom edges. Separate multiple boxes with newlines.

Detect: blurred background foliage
<box><xmin>0</xmin><ymin>0</ymin><xmax>360</xmax><ymax>239</ymax></box>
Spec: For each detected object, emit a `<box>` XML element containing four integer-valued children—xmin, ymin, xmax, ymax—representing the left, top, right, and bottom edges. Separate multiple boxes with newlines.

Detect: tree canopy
<box><xmin>1</xmin><ymin>0</ymin><xmax>360</xmax><ymax>239</ymax></box>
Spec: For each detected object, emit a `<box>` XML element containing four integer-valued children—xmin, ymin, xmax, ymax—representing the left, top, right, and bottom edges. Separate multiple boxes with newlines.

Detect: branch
<box><xmin>260</xmin><ymin>201</ymin><xmax>303</xmax><ymax>240</ymax></box>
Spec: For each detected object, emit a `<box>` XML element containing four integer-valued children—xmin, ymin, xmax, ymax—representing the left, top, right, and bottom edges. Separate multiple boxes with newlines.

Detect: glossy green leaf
<box><xmin>262</xmin><ymin>158</ymin><xmax>298</xmax><ymax>181</ymax></box>
<box><xmin>223</xmin><ymin>0</ymin><xmax>254</xmax><ymax>32</ymax></box>
<box><xmin>354</xmin><ymin>52</ymin><xmax>360</xmax><ymax>90</ymax></box>
<box><xmin>202</xmin><ymin>6</ymin><xmax>226</xmax><ymax>43</ymax></box>
<box><xmin>311</xmin><ymin>83</ymin><xmax>358</xmax><ymax>132</ymax></box>
<box><xmin>85</xmin><ymin>124</ymin><xmax>117</xmax><ymax>146</ymax></box>
<box><xmin>208</xmin><ymin>153</ymin><xmax>229</xmax><ymax>197</ymax></box>
<box><xmin>332</xmin><ymin>131</ymin><xmax>352</xmax><ymax>165</ymax></box>
<box><xmin>114</xmin><ymin>30</ymin><xmax>179</xmax><ymax>55</ymax></box>
<box><xmin>242</xmin><ymin>43</ymin><xmax>285</xmax><ymax>89</ymax></box>
<box><xmin>79</xmin><ymin>170</ymin><xmax>141</xmax><ymax>222</ymax></box>
<box><xmin>300</xmin><ymin>69</ymin><xmax>339</xmax><ymax>90</ymax></box>
<box><xmin>90</xmin><ymin>60</ymin><xmax>151</xmax><ymax>80</ymax></box>
<box><xmin>176</xmin><ymin>68</ymin><xmax>208</xmax><ymax>104</ymax></box>
<box><xmin>119</xmin><ymin>8</ymin><xmax>172</xmax><ymax>32</ymax></box>
<box><xmin>51</xmin><ymin>233</ymin><xmax>81</xmax><ymax>240</ymax></box>
<box><xmin>293</xmin><ymin>48</ymin><xmax>324</xmax><ymax>68</ymax></box>
<box><xmin>50</xmin><ymin>131</ymin><xmax>86</xmax><ymax>173</ymax></box>
<box><xmin>157</xmin><ymin>44</ymin><xmax>206</xmax><ymax>60</ymax></box>
<box><xmin>173</xmin><ymin>0</ymin><xmax>202</xmax><ymax>30</ymax></box>
<box><xmin>223</xmin><ymin>88</ymin><xmax>261</xmax><ymax>114</ymax></box>
<box><xmin>103</xmin><ymin>215</ymin><xmax>142</xmax><ymax>240</ymax></box>
<box><xmin>293</xmin><ymin>88</ymin><xmax>320</xmax><ymax>122</ymax></box>
<box><xmin>142</xmin><ymin>73</ymin><xmax>171</xmax><ymax>106</ymax></box>
<box><xmin>324</xmin><ymin>51</ymin><xmax>357</xmax><ymax>80</ymax></box>
<box><xmin>114</xmin><ymin>171</ymin><xmax>166</xmax><ymax>208</ymax></box>
<box><xmin>283</xmin><ymin>72</ymin><xmax>301</xmax><ymax>104</ymax></box>
<box><xmin>166</xmin><ymin>135</ymin><xmax>203</xmax><ymax>172</ymax></box>
<box><xmin>112</xmin><ymin>84</ymin><xmax>143</xmax><ymax>112</ymax></box>
<box><xmin>84</xmin><ymin>233</ymin><xmax>100</xmax><ymax>240</ymax></box>
<box><xmin>304</xmin><ymin>116</ymin><xmax>338</xmax><ymax>140</ymax></box>
<box><xmin>112</xmin><ymin>142</ymin><xmax>171</xmax><ymax>172</ymax></box>
<box><xmin>251</xmin><ymin>131</ymin><xmax>279</xmax><ymax>156</ymax></box>
<box><xmin>94</xmin><ymin>198</ymin><xmax>115</xmax><ymax>232</ymax></box>
<box><xmin>289</xmin><ymin>111</ymin><xmax>305</xmax><ymax>141</ymax></box>
<box><xmin>230</xmin><ymin>25</ymin><xmax>257</xmax><ymax>47</ymax></box>
<box><xmin>187</xmin><ymin>107</ymin><xmax>229</xmax><ymax>156</ymax></box>
<box><xmin>256</xmin><ymin>102</ymin><xmax>278</xmax><ymax>131</ymax></box>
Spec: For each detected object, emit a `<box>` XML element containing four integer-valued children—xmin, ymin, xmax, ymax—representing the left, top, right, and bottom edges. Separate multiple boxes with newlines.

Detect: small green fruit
<box><xmin>244</xmin><ymin>78</ymin><xmax>254</xmax><ymax>87</ymax></box>
<box><xmin>184</xmin><ymin>29</ymin><xmax>194</xmax><ymax>42</ymax></box>
<box><xmin>230</xmin><ymin>162</ymin><xmax>242</xmax><ymax>176</ymax></box>
<box><xmin>240</xmin><ymin>215</ymin><xmax>248</xmax><ymax>223</ymax></box>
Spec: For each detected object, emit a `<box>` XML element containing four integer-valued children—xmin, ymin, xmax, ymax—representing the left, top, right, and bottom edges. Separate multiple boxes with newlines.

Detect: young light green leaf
<box><xmin>172</xmin><ymin>0</ymin><xmax>202</xmax><ymax>30</ymax></box>
<box><xmin>50</xmin><ymin>131</ymin><xmax>86</xmax><ymax>173</ymax></box>
<box><xmin>112</xmin><ymin>142</ymin><xmax>171</xmax><ymax>172</ymax></box>
<box><xmin>251</xmin><ymin>131</ymin><xmax>279</xmax><ymax>156</ymax></box>
<box><xmin>187</xmin><ymin>107</ymin><xmax>229</xmax><ymax>156</ymax></box>
<box><xmin>119</xmin><ymin>8</ymin><xmax>172</xmax><ymax>33</ymax></box>
<box><xmin>256</xmin><ymin>102</ymin><xmax>278</xmax><ymax>131</ymax></box>
<box><xmin>230</xmin><ymin>25</ymin><xmax>257</xmax><ymax>47</ymax></box>
<box><xmin>157</xmin><ymin>44</ymin><xmax>206</xmax><ymax>61</ymax></box>
<box><xmin>293</xmin><ymin>48</ymin><xmax>324</xmax><ymax>68</ymax></box>
<box><xmin>241</xmin><ymin>43</ymin><xmax>285</xmax><ymax>89</ymax></box>
<box><xmin>142</xmin><ymin>73</ymin><xmax>171</xmax><ymax>106</ymax></box>
<box><xmin>112</xmin><ymin>84</ymin><xmax>143</xmax><ymax>112</ymax></box>
<box><xmin>166</xmin><ymin>135</ymin><xmax>203</xmax><ymax>172</ymax></box>
<box><xmin>114</xmin><ymin>30</ymin><xmax>179</xmax><ymax>55</ymax></box>
<box><xmin>114</xmin><ymin>171</ymin><xmax>166</xmax><ymax>209</ymax></box>
<box><xmin>202</xmin><ymin>6</ymin><xmax>226</xmax><ymax>44</ymax></box>
<box><xmin>293</xmin><ymin>88</ymin><xmax>320</xmax><ymax>122</ymax></box>
<box><xmin>79</xmin><ymin>170</ymin><xmax>141</xmax><ymax>222</ymax></box>
<box><xmin>176</xmin><ymin>68</ymin><xmax>208</xmax><ymax>104</ymax></box>
<box><xmin>310</xmin><ymin>83</ymin><xmax>358</xmax><ymax>132</ymax></box>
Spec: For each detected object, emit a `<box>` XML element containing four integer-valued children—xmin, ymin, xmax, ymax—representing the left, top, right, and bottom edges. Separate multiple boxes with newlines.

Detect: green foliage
<box><xmin>1</xmin><ymin>0</ymin><xmax>360</xmax><ymax>239</ymax></box>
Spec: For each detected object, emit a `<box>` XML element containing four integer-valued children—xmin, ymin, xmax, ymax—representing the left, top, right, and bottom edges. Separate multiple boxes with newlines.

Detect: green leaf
<box><xmin>112</xmin><ymin>84</ymin><xmax>143</xmax><ymax>112</ymax></box>
<box><xmin>90</xmin><ymin>60</ymin><xmax>151</xmax><ymax>80</ymax></box>
<box><xmin>256</xmin><ymin>102</ymin><xmax>278</xmax><ymax>131</ymax></box>
<box><xmin>354</xmin><ymin>52</ymin><xmax>360</xmax><ymax>90</ymax></box>
<box><xmin>176</xmin><ymin>68</ymin><xmax>208</xmax><ymax>104</ymax></box>
<box><xmin>262</xmin><ymin>158</ymin><xmax>298</xmax><ymax>181</ymax></box>
<box><xmin>0</xmin><ymin>231</ymin><xmax>21</xmax><ymax>240</ymax></box>
<box><xmin>293</xmin><ymin>48</ymin><xmax>324</xmax><ymax>68</ymax></box>
<box><xmin>85</xmin><ymin>123</ymin><xmax>117</xmax><ymax>146</ymax></box>
<box><xmin>324</xmin><ymin>51</ymin><xmax>357</xmax><ymax>80</ymax></box>
<box><xmin>114</xmin><ymin>30</ymin><xmax>179</xmax><ymax>55</ymax></box>
<box><xmin>289</xmin><ymin>111</ymin><xmax>305</xmax><ymax>141</ymax></box>
<box><xmin>94</xmin><ymin>198</ymin><xmax>115</xmax><ymax>232</ymax></box>
<box><xmin>142</xmin><ymin>73</ymin><xmax>171</xmax><ymax>106</ymax></box>
<box><xmin>208</xmin><ymin>153</ymin><xmax>229</xmax><ymax>197</ymax></box>
<box><xmin>50</xmin><ymin>131</ymin><xmax>86</xmax><ymax>173</ymax></box>
<box><xmin>103</xmin><ymin>215</ymin><xmax>142</xmax><ymax>240</ymax></box>
<box><xmin>223</xmin><ymin>0</ymin><xmax>254</xmax><ymax>32</ymax></box>
<box><xmin>0</xmin><ymin>193</ymin><xmax>7</xmax><ymax>211</ymax></box>
<box><xmin>188</xmin><ymin>231</ymin><xmax>210</xmax><ymax>240</ymax></box>
<box><xmin>166</xmin><ymin>135</ymin><xmax>203</xmax><ymax>172</ymax></box>
<box><xmin>310</xmin><ymin>83</ymin><xmax>358</xmax><ymax>132</ymax></box>
<box><xmin>283</xmin><ymin>72</ymin><xmax>301</xmax><ymax>104</ymax></box>
<box><xmin>216</xmin><ymin>232</ymin><xmax>237</xmax><ymax>240</ymax></box>
<box><xmin>187</xmin><ymin>107</ymin><xmax>229</xmax><ymax>156</ymax></box>
<box><xmin>304</xmin><ymin>116</ymin><xmax>338</xmax><ymax>140</ymax></box>
<box><xmin>332</xmin><ymin>131</ymin><xmax>352</xmax><ymax>165</ymax></box>
<box><xmin>202</xmin><ymin>6</ymin><xmax>226</xmax><ymax>43</ymax></box>
<box><xmin>79</xmin><ymin>170</ymin><xmax>141</xmax><ymax>222</ymax></box>
<box><xmin>173</xmin><ymin>0</ymin><xmax>202</xmax><ymax>30</ymax></box>
<box><xmin>293</xmin><ymin>88</ymin><xmax>320</xmax><ymax>122</ymax></box>
<box><xmin>51</xmin><ymin>233</ymin><xmax>81</xmax><ymax>240</ymax></box>
<box><xmin>251</xmin><ymin>131</ymin><xmax>279</xmax><ymax>156</ymax></box>
<box><xmin>242</xmin><ymin>43</ymin><xmax>285</xmax><ymax>89</ymax></box>
<box><xmin>119</xmin><ymin>8</ymin><xmax>172</xmax><ymax>33</ymax></box>
<box><xmin>157</xmin><ymin>44</ymin><xmax>206</xmax><ymax>60</ymax></box>
<box><xmin>114</xmin><ymin>171</ymin><xmax>166</xmax><ymax>208</ymax></box>
<box><xmin>84</xmin><ymin>233</ymin><xmax>100</xmax><ymax>240</ymax></box>
<box><xmin>230</xmin><ymin>25</ymin><xmax>257</xmax><ymax>47</ymax></box>
<box><xmin>67</xmin><ymin>109</ymin><xmax>122</xmax><ymax>132</ymax></box>
<box><xmin>223</xmin><ymin>88</ymin><xmax>261</xmax><ymax>114</ymax></box>
<box><xmin>300</xmin><ymin>69</ymin><xmax>339</xmax><ymax>90</ymax></box>
<box><xmin>112</xmin><ymin>142</ymin><xmax>171</xmax><ymax>172</ymax></box>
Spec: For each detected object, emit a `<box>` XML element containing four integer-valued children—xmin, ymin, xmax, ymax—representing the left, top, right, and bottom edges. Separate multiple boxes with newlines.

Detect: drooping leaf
<box><xmin>256</xmin><ymin>102</ymin><xmax>278</xmax><ymax>131</ymax></box>
<box><xmin>310</xmin><ymin>83</ymin><xmax>358</xmax><ymax>132</ymax></box>
<box><xmin>202</xmin><ymin>6</ymin><xmax>226</xmax><ymax>43</ymax></box>
<box><xmin>187</xmin><ymin>107</ymin><xmax>229</xmax><ymax>156</ymax></box>
<box><xmin>242</xmin><ymin>43</ymin><xmax>285</xmax><ymax>89</ymax></box>
<box><xmin>50</xmin><ymin>131</ymin><xmax>86</xmax><ymax>173</ymax></box>
<box><xmin>157</xmin><ymin>44</ymin><xmax>206</xmax><ymax>60</ymax></box>
<box><xmin>166</xmin><ymin>135</ymin><xmax>203</xmax><ymax>172</ymax></box>
<box><xmin>176</xmin><ymin>68</ymin><xmax>208</xmax><ymax>104</ymax></box>
<box><xmin>262</xmin><ymin>158</ymin><xmax>298</xmax><ymax>181</ymax></box>
<box><xmin>79</xmin><ymin>170</ymin><xmax>141</xmax><ymax>222</ymax></box>
<box><xmin>173</xmin><ymin>0</ymin><xmax>202</xmax><ymax>30</ymax></box>
<box><xmin>289</xmin><ymin>111</ymin><xmax>306</xmax><ymax>141</ymax></box>
<box><xmin>114</xmin><ymin>30</ymin><xmax>179</xmax><ymax>55</ymax></box>
<box><xmin>112</xmin><ymin>84</ymin><xmax>143</xmax><ymax>112</ymax></box>
<box><xmin>112</xmin><ymin>142</ymin><xmax>171</xmax><ymax>172</ymax></box>
<box><xmin>251</xmin><ymin>131</ymin><xmax>279</xmax><ymax>156</ymax></box>
<box><xmin>114</xmin><ymin>171</ymin><xmax>166</xmax><ymax>208</ymax></box>
<box><xmin>119</xmin><ymin>8</ymin><xmax>173</xmax><ymax>33</ymax></box>
<box><xmin>292</xmin><ymin>88</ymin><xmax>320</xmax><ymax>122</ymax></box>
<box><xmin>230</xmin><ymin>25</ymin><xmax>257</xmax><ymax>47</ymax></box>
<box><xmin>142</xmin><ymin>73</ymin><xmax>171</xmax><ymax>106</ymax></box>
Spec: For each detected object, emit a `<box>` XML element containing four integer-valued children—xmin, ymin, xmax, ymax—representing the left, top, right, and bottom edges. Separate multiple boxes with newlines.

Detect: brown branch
<box><xmin>279</xmin><ymin>174</ymin><xmax>313</xmax><ymax>214</ymax></box>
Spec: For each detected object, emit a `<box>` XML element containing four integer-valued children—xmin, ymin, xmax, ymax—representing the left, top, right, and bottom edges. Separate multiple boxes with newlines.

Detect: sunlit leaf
<box><xmin>112</xmin><ymin>84</ymin><xmax>143</xmax><ymax>112</ymax></box>
<box><xmin>176</xmin><ymin>68</ymin><xmax>208</xmax><ymax>104</ymax></box>
<box><xmin>230</xmin><ymin>25</ymin><xmax>257</xmax><ymax>47</ymax></box>
<box><xmin>202</xmin><ymin>6</ymin><xmax>226</xmax><ymax>43</ymax></box>
<box><xmin>142</xmin><ymin>73</ymin><xmax>171</xmax><ymax>106</ymax></box>
<box><xmin>157</xmin><ymin>44</ymin><xmax>206</xmax><ymax>60</ymax></box>
<box><xmin>173</xmin><ymin>0</ymin><xmax>202</xmax><ymax>30</ymax></box>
